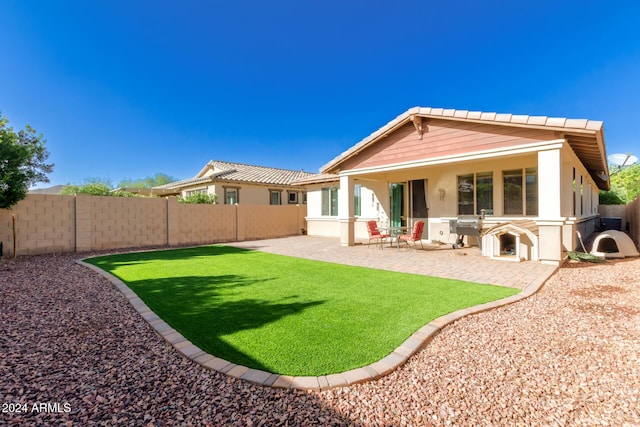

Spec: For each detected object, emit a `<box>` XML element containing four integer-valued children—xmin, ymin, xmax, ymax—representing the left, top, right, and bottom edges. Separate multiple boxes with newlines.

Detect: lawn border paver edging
<box><xmin>76</xmin><ymin>254</ymin><xmax>557</xmax><ymax>391</ymax></box>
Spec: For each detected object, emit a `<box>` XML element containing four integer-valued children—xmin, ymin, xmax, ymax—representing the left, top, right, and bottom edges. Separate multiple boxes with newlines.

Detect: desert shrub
<box><xmin>178</xmin><ymin>193</ymin><xmax>217</xmax><ymax>204</ymax></box>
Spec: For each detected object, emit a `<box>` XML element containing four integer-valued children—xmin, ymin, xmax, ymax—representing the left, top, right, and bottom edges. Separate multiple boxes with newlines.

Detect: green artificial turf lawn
<box><xmin>86</xmin><ymin>245</ymin><xmax>519</xmax><ymax>376</ymax></box>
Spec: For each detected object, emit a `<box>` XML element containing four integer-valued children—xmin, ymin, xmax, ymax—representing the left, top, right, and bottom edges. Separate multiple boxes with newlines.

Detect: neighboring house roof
<box><xmin>291</xmin><ymin>173</ymin><xmax>340</xmax><ymax>186</ymax></box>
<box><xmin>153</xmin><ymin>176</ymin><xmax>216</xmax><ymax>190</ymax></box>
<box><xmin>155</xmin><ymin>160</ymin><xmax>319</xmax><ymax>190</ymax></box>
<box><xmin>321</xmin><ymin>106</ymin><xmax>609</xmax><ymax>190</ymax></box>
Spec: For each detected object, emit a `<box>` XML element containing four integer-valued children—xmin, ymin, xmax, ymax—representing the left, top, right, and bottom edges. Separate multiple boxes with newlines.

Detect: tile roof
<box><xmin>207</xmin><ymin>160</ymin><xmax>317</xmax><ymax>185</ymax></box>
<box><xmin>320</xmin><ymin>106</ymin><xmax>609</xmax><ymax>190</ymax></box>
<box><xmin>153</xmin><ymin>176</ymin><xmax>215</xmax><ymax>190</ymax></box>
<box><xmin>290</xmin><ymin>173</ymin><xmax>339</xmax><ymax>186</ymax></box>
<box><xmin>155</xmin><ymin>160</ymin><xmax>320</xmax><ymax>189</ymax></box>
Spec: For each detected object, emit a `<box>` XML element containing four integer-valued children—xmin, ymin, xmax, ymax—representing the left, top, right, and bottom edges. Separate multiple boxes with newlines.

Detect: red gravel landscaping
<box><xmin>1</xmin><ymin>251</ymin><xmax>639</xmax><ymax>426</ymax></box>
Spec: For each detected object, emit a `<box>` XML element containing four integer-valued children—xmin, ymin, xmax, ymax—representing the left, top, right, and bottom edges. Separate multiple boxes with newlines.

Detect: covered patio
<box><xmin>300</xmin><ymin>107</ymin><xmax>609</xmax><ymax>265</ymax></box>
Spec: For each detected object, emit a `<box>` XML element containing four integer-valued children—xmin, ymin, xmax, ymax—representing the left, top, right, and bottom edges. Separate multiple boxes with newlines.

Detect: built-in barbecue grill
<box><xmin>449</xmin><ymin>215</ymin><xmax>484</xmax><ymax>249</ymax></box>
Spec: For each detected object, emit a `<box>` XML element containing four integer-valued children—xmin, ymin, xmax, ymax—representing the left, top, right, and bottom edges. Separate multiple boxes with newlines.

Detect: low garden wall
<box><xmin>0</xmin><ymin>194</ymin><xmax>307</xmax><ymax>257</ymax></box>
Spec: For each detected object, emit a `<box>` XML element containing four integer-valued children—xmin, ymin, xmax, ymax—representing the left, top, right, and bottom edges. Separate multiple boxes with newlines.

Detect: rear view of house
<box><xmin>300</xmin><ymin>107</ymin><xmax>609</xmax><ymax>264</ymax></box>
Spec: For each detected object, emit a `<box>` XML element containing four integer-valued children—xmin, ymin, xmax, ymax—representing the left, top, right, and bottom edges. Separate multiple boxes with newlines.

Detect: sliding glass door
<box><xmin>389</xmin><ymin>183</ymin><xmax>405</xmax><ymax>228</ymax></box>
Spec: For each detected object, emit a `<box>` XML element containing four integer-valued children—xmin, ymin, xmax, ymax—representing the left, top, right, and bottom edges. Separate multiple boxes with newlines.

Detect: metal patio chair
<box><xmin>398</xmin><ymin>221</ymin><xmax>425</xmax><ymax>250</ymax></box>
<box><xmin>366</xmin><ymin>220</ymin><xmax>390</xmax><ymax>249</ymax></box>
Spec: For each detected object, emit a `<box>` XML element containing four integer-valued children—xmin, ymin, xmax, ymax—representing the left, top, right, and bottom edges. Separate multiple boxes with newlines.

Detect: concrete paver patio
<box><xmin>228</xmin><ymin>235</ymin><xmax>558</xmax><ymax>291</ymax></box>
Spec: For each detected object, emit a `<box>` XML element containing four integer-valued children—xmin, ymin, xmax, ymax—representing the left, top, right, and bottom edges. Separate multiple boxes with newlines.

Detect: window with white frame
<box><xmin>354</xmin><ymin>184</ymin><xmax>361</xmax><ymax>216</ymax></box>
<box><xmin>526</xmin><ymin>168</ymin><xmax>538</xmax><ymax>216</ymax></box>
<box><xmin>321</xmin><ymin>187</ymin><xmax>338</xmax><ymax>216</ymax></box>
<box><xmin>503</xmin><ymin>168</ymin><xmax>537</xmax><ymax>216</ymax></box>
<box><xmin>457</xmin><ymin>172</ymin><xmax>493</xmax><ymax>215</ymax></box>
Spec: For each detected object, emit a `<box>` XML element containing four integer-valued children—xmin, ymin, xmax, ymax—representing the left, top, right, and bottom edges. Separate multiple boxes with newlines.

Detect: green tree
<box><xmin>118</xmin><ymin>173</ymin><xmax>177</xmax><ymax>188</ymax></box>
<box><xmin>599</xmin><ymin>163</ymin><xmax>640</xmax><ymax>204</ymax></box>
<box><xmin>178</xmin><ymin>193</ymin><xmax>217</xmax><ymax>204</ymax></box>
<box><xmin>599</xmin><ymin>190</ymin><xmax>625</xmax><ymax>205</ymax></box>
<box><xmin>0</xmin><ymin>114</ymin><xmax>54</xmax><ymax>209</ymax></box>
<box><xmin>60</xmin><ymin>178</ymin><xmax>113</xmax><ymax>196</ymax></box>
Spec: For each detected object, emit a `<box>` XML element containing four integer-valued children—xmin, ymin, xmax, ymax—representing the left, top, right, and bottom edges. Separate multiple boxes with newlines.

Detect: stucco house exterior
<box><xmin>298</xmin><ymin>107</ymin><xmax>610</xmax><ymax>265</ymax></box>
<box><xmin>152</xmin><ymin>160</ymin><xmax>317</xmax><ymax>205</ymax></box>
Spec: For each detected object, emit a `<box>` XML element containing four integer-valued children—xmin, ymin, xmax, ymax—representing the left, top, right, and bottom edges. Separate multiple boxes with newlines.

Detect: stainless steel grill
<box><xmin>449</xmin><ymin>216</ymin><xmax>483</xmax><ymax>249</ymax></box>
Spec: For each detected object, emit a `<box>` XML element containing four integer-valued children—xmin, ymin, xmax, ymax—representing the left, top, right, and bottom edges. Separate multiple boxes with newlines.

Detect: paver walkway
<box><xmin>80</xmin><ymin>235</ymin><xmax>558</xmax><ymax>391</ymax></box>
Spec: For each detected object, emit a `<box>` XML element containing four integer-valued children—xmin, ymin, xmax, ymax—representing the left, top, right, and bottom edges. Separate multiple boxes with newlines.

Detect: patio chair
<box><xmin>366</xmin><ymin>220</ymin><xmax>390</xmax><ymax>249</ymax></box>
<box><xmin>398</xmin><ymin>221</ymin><xmax>424</xmax><ymax>250</ymax></box>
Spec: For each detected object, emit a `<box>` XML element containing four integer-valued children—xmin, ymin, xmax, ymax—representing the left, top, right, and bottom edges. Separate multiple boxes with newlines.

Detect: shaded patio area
<box><xmin>229</xmin><ymin>236</ymin><xmax>558</xmax><ymax>290</ymax></box>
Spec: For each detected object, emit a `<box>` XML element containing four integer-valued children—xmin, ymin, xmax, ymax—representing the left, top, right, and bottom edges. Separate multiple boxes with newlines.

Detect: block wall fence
<box><xmin>596</xmin><ymin>199</ymin><xmax>639</xmax><ymax>248</ymax></box>
<box><xmin>625</xmin><ymin>196</ymin><xmax>640</xmax><ymax>247</ymax></box>
<box><xmin>0</xmin><ymin>194</ymin><xmax>307</xmax><ymax>257</ymax></box>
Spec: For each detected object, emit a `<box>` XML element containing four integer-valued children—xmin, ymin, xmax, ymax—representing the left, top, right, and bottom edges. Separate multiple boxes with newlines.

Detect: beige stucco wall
<box><xmin>0</xmin><ymin>194</ymin><xmax>307</xmax><ymax>257</ymax></box>
<box><xmin>306</xmin><ymin>218</ymin><xmax>340</xmax><ymax>237</ymax></box>
<box><xmin>176</xmin><ymin>182</ymin><xmax>305</xmax><ymax>206</ymax></box>
<box><xmin>208</xmin><ymin>183</ymin><xmax>304</xmax><ymax>205</ymax></box>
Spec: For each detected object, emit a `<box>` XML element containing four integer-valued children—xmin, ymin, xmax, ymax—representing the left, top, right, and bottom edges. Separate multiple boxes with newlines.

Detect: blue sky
<box><xmin>2</xmin><ymin>1</ymin><xmax>639</xmax><ymax>188</ymax></box>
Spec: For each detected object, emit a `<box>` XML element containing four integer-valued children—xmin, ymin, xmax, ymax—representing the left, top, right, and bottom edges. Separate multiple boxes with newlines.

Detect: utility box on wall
<box><xmin>600</xmin><ymin>217</ymin><xmax>622</xmax><ymax>231</ymax></box>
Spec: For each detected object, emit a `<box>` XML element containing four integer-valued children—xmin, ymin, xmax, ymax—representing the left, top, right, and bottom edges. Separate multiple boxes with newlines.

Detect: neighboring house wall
<box><xmin>209</xmin><ymin>183</ymin><xmax>305</xmax><ymax>205</ymax></box>
<box><xmin>176</xmin><ymin>182</ymin><xmax>305</xmax><ymax>206</ymax></box>
<box><xmin>0</xmin><ymin>194</ymin><xmax>306</xmax><ymax>257</ymax></box>
<box><xmin>213</xmin><ymin>183</ymin><xmax>257</xmax><ymax>204</ymax></box>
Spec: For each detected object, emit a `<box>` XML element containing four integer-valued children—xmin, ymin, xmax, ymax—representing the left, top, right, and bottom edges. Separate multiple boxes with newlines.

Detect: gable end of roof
<box><xmin>320</xmin><ymin>107</ymin><xmax>607</xmax><ymax>187</ymax></box>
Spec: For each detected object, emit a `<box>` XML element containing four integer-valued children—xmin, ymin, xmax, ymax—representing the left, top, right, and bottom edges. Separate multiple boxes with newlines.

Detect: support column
<box><xmin>338</xmin><ymin>175</ymin><xmax>355</xmax><ymax>246</ymax></box>
<box><xmin>538</xmin><ymin>149</ymin><xmax>562</xmax><ymax>219</ymax></box>
<box><xmin>537</xmin><ymin>148</ymin><xmax>564</xmax><ymax>264</ymax></box>
<box><xmin>538</xmin><ymin>222</ymin><xmax>564</xmax><ymax>264</ymax></box>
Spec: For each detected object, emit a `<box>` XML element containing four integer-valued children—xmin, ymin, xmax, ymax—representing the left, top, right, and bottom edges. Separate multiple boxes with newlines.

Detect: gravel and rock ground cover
<box><xmin>1</xmin><ymin>251</ymin><xmax>639</xmax><ymax>426</ymax></box>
